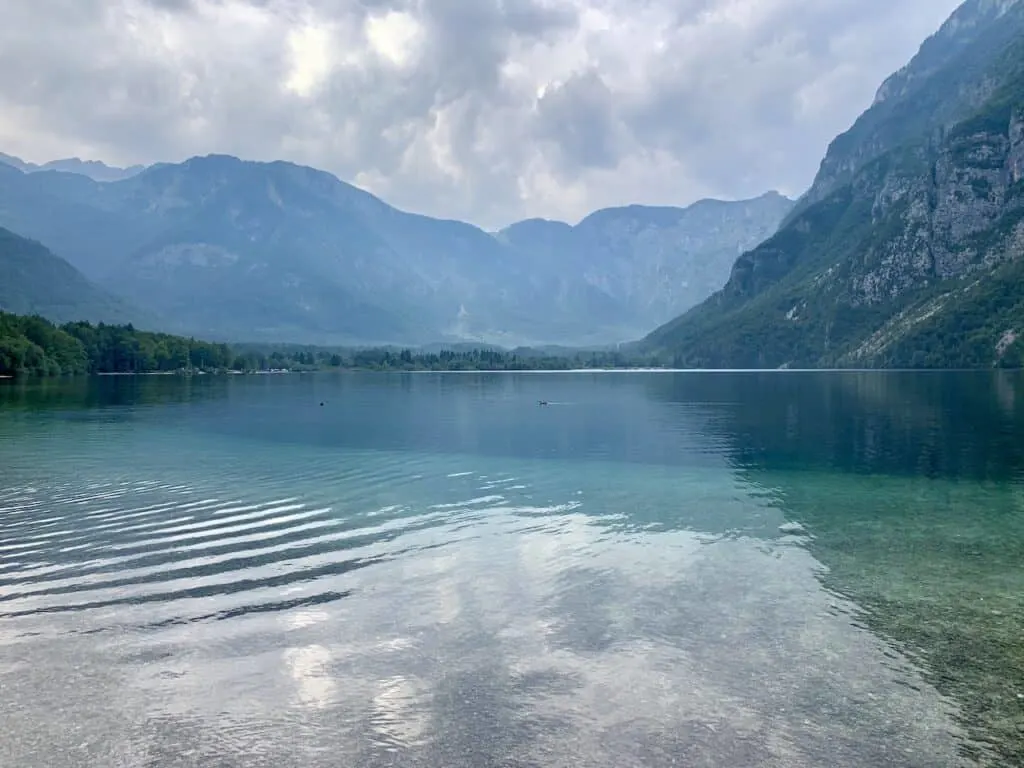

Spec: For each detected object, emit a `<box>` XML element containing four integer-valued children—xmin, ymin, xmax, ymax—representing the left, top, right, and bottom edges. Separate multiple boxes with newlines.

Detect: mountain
<box><xmin>497</xmin><ymin>192</ymin><xmax>794</xmax><ymax>336</ymax></box>
<box><xmin>644</xmin><ymin>0</ymin><xmax>1024</xmax><ymax>369</ymax></box>
<box><xmin>0</xmin><ymin>226</ymin><xmax>140</xmax><ymax>325</ymax></box>
<box><xmin>0</xmin><ymin>154</ymin><xmax>791</xmax><ymax>347</ymax></box>
<box><xmin>0</xmin><ymin>152</ymin><xmax>145</xmax><ymax>182</ymax></box>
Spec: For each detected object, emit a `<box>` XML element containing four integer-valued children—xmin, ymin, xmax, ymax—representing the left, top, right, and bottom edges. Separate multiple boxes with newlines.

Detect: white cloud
<box><xmin>365</xmin><ymin>10</ymin><xmax>424</xmax><ymax>68</ymax></box>
<box><xmin>0</xmin><ymin>0</ymin><xmax>965</xmax><ymax>228</ymax></box>
<box><xmin>284</xmin><ymin>24</ymin><xmax>336</xmax><ymax>97</ymax></box>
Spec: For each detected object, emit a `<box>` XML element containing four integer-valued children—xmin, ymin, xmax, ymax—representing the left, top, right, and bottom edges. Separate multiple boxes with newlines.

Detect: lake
<box><xmin>1</xmin><ymin>371</ymin><xmax>1022</xmax><ymax>767</ymax></box>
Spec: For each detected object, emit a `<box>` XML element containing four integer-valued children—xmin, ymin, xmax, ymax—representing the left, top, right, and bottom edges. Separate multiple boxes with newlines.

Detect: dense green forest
<box><xmin>0</xmin><ymin>312</ymin><xmax>233</xmax><ymax>376</ymax></box>
<box><xmin>231</xmin><ymin>343</ymin><xmax>664</xmax><ymax>372</ymax></box>
<box><xmin>0</xmin><ymin>311</ymin><xmax>666</xmax><ymax>378</ymax></box>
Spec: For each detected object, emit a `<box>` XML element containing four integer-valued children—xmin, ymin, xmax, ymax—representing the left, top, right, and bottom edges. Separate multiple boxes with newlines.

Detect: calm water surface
<box><xmin>1</xmin><ymin>372</ymin><xmax>1022</xmax><ymax>767</ymax></box>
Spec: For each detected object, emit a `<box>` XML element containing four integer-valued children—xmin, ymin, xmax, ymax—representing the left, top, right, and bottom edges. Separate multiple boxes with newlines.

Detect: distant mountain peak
<box><xmin>0</xmin><ymin>147</ymin><xmax>794</xmax><ymax>348</ymax></box>
<box><xmin>498</xmin><ymin>217</ymin><xmax>574</xmax><ymax>234</ymax></box>
<box><xmin>135</xmin><ymin>154</ymin><xmax>391</xmax><ymax>218</ymax></box>
<box><xmin>181</xmin><ymin>152</ymin><xmax>244</xmax><ymax>168</ymax></box>
<box><xmin>0</xmin><ymin>151</ymin><xmax>145</xmax><ymax>182</ymax></box>
<box><xmin>0</xmin><ymin>152</ymin><xmax>30</xmax><ymax>173</ymax></box>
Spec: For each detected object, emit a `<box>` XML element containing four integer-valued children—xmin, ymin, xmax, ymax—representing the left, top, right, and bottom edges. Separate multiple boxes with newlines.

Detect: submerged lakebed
<box><xmin>0</xmin><ymin>371</ymin><xmax>1021</xmax><ymax>766</ymax></box>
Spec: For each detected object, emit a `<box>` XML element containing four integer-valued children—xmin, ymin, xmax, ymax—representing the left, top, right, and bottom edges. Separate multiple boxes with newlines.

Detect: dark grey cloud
<box><xmin>0</xmin><ymin>0</ymin><xmax>964</xmax><ymax>227</ymax></box>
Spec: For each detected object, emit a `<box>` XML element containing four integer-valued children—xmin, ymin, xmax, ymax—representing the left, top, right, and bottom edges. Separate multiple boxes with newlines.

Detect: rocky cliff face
<box><xmin>645</xmin><ymin>0</ymin><xmax>1024</xmax><ymax>369</ymax></box>
<box><xmin>800</xmin><ymin>0</ymin><xmax>1024</xmax><ymax>211</ymax></box>
<box><xmin>848</xmin><ymin>105</ymin><xmax>1024</xmax><ymax>304</ymax></box>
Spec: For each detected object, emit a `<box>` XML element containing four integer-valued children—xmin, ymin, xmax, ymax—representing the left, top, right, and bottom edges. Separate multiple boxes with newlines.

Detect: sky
<box><xmin>0</xmin><ymin>0</ymin><xmax>963</xmax><ymax>229</ymax></box>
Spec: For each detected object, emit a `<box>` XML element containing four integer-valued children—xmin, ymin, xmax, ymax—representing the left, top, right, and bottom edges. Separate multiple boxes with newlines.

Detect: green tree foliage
<box><xmin>0</xmin><ymin>313</ymin><xmax>88</xmax><ymax>376</ymax></box>
<box><xmin>873</xmin><ymin>257</ymin><xmax>1024</xmax><ymax>369</ymax></box>
<box><xmin>0</xmin><ymin>311</ymin><xmax>665</xmax><ymax>378</ymax></box>
<box><xmin>0</xmin><ymin>312</ymin><xmax>232</xmax><ymax>377</ymax></box>
<box><xmin>229</xmin><ymin>341</ymin><xmax>665</xmax><ymax>372</ymax></box>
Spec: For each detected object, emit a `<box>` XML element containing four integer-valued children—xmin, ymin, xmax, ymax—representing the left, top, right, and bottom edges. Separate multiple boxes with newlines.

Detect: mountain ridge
<box><xmin>0</xmin><ymin>152</ymin><xmax>792</xmax><ymax>347</ymax></box>
<box><xmin>643</xmin><ymin>0</ymin><xmax>1024</xmax><ymax>370</ymax></box>
<box><xmin>791</xmin><ymin>0</ymin><xmax>1024</xmax><ymax>219</ymax></box>
<box><xmin>0</xmin><ymin>152</ymin><xmax>145</xmax><ymax>182</ymax></box>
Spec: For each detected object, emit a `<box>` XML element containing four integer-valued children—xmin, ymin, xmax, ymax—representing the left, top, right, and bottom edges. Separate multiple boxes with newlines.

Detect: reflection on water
<box><xmin>1</xmin><ymin>371</ymin><xmax>1021</xmax><ymax>766</ymax></box>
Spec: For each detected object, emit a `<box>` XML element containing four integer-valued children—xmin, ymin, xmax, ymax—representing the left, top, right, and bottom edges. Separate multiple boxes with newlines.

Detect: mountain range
<box><xmin>0</xmin><ymin>153</ymin><xmax>791</xmax><ymax>347</ymax></box>
<box><xmin>642</xmin><ymin>0</ymin><xmax>1024</xmax><ymax>369</ymax></box>
<box><xmin>3</xmin><ymin>0</ymin><xmax>1022</xmax><ymax>368</ymax></box>
<box><xmin>0</xmin><ymin>152</ymin><xmax>146</xmax><ymax>182</ymax></box>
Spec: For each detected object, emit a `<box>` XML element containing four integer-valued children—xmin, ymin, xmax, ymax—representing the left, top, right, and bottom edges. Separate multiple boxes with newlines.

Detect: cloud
<box><xmin>0</xmin><ymin>0</ymin><xmax>963</xmax><ymax>228</ymax></box>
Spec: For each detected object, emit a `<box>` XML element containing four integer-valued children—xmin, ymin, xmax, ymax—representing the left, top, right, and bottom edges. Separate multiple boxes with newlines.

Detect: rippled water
<box><xmin>1</xmin><ymin>372</ymin><xmax>1022</xmax><ymax>767</ymax></box>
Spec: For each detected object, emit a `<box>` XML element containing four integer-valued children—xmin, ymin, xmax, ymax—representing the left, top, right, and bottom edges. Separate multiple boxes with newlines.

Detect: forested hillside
<box><xmin>0</xmin><ymin>312</ymin><xmax>232</xmax><ymax>377</ymax></box>
<box><xmin>643</xmin><ymin>0</ymin><xmax>1024</xmax><ymax>370</ymax></box>
<box><xmin>0</xmin><ymin>226</ymin><xmax>139</xmax><ymax>324</ymax></box>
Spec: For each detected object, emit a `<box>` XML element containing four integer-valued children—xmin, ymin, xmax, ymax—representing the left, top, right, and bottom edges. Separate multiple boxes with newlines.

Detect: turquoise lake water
<box><xmin>1</xmin><ymin>371</ymin><xmax>1022</xmax><ymax>767</ymax></box>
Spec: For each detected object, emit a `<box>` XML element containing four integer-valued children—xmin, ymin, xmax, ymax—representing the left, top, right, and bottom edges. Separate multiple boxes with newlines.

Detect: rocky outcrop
<box><xmin>1008</xmin><ymin>108</ymin><xmax>1024</xmax><ymax>185</ymax></box>
<box><xmin>847</xmin><ymin>107</ymin><xmax>1023</xmax><ymax>308</ymax></box>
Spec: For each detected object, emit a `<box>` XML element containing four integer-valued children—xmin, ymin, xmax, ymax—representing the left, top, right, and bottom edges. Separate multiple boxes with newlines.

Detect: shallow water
<box><xmin>0</xmin><ymin>371</ymin><xmax>1021</xmax><ymax>766</ymax></box>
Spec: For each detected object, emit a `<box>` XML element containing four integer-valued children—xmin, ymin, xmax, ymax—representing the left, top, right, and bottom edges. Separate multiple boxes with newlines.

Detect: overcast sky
<box><xmin>0</xmin><ymin>0</ymin><xmax>962</xmax><ymax>229</ymax></box>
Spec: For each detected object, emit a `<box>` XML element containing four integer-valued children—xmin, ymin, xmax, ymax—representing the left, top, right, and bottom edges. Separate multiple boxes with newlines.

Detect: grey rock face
<box><xmin>800</xmin><ymin>0</ymin><xmax>1024</xmax><ymax>213</ymax></box>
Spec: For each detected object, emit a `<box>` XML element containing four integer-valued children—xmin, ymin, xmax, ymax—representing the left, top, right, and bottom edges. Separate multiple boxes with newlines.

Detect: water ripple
<box><xmin>0</xmin><ymin>469</ymin><xmax>480</xmax><ymax>637</ymax></box>
<box><xmin>0</xmin><ymin>372</ymin><xmax>994</xmax><ymax>767</ymax></box>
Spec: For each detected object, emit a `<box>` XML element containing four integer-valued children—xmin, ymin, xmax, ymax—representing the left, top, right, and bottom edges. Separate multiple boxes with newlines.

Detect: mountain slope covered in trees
<box><xmin>644</xmin><ymin>0</ymin><xmax>1024</xmax><ymax>369</ymax></box>
<box><xmin>0</xmin><ymin>226</ymin><xmax>141</xmax><ymax>325</ymax></box>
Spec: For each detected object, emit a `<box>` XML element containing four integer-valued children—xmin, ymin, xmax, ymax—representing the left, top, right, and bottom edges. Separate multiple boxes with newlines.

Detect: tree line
<box><xmin>0</xmin><ymin>311</ymin><xmax>667</xmax><ymax>377</ymax></box>
<box><xmin>1</xmin><ymin>312</ymin><xmax>233</xmax><ymax>376</ymax></box>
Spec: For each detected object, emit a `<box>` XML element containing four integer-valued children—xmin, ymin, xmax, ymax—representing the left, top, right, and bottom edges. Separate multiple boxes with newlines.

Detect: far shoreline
<box><xmin>2</xmin><ymin>367</ymin><xmax>1014</xmax><ymax>382</ymax></box>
